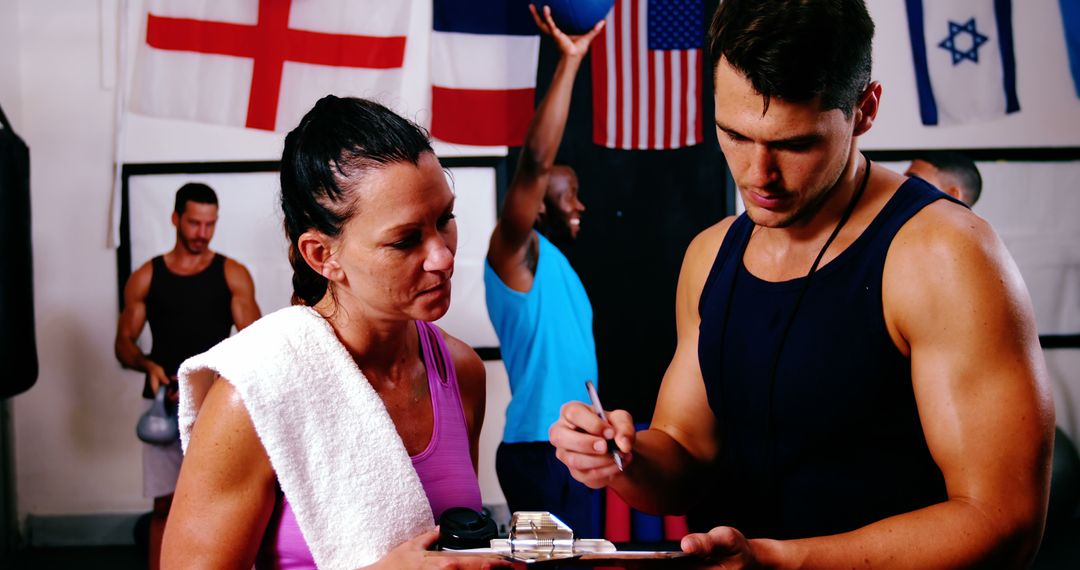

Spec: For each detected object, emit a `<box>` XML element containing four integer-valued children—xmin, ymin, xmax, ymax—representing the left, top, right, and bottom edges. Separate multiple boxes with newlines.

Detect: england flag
<box><xmin>131</xmin><ymin>0</ymin><xmax>411</xmax><ymax>132</ymax></box>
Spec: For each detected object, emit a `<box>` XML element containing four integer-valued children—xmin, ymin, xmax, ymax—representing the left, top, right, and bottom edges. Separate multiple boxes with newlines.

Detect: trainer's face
<box><xmin>713</xmin><ymin>57</ymin><xmax>864</xmax><ymax>229</ymax></box>
<box><xmin>173</xmin><ymin>202</ymin><xmax>218</xmax><ymax>254</ymax></box>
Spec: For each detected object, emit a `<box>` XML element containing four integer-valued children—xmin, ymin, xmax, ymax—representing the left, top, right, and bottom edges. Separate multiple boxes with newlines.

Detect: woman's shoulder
<box><xmin>216</xmin><ymin>305</ymin><xmax>324</xmax><ymax>351</ymax></box>
<box><xmin>429</xmin><ymin>324</ymin><xmax>486</xmax><ymax>439</ymax></box>
<box><xmin>245</xmin><ymin>304</ymin><xmax>321</xmax><ymax>330</ymax></box>
<box><xmin>180</xmin><ymin>305</ymin><xmax>331</xmax><ymax>395</ymax></box>
<box><xmin>430</xmin><ymin>325</ymin><xmax>485</xmax><ymax>388</ymax></box>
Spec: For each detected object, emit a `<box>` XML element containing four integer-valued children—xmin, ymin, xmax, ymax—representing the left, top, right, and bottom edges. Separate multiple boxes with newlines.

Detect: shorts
<box><xmin>142</xmin><ymin>438</ymin><xmax>183</xmax><ymax>499</ymax></box>
<box><xmin>495</xmin><ymin>441</ymin><xmax>602</xmax><ymax>538</ymax></box>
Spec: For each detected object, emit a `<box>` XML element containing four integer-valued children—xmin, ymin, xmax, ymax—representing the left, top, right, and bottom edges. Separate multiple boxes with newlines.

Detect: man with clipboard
<box><xmin>549</xmin><ymin>0</ymin><xmax>1053</xmax><ymax>567</ymax></box>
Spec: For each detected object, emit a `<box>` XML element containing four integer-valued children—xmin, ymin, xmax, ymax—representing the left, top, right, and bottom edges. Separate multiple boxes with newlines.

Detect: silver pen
<box><xmin>585</xmin><ymin>380</ymin><xmax>624</xmax><ymax>471</ymax></box>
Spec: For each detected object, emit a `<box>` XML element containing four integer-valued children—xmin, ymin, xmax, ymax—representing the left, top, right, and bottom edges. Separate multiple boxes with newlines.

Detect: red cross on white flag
<box><xmin>130</xmin><ymin>0</ymin><xmax>411</xmax><ymax>131</ymax></box>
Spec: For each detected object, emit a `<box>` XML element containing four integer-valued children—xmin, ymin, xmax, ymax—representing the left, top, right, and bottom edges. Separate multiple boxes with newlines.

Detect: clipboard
<box><xmin>425</xmin><ymin>550</ymin><xmax>692</xmax><ymax>567</ymax></box>
<box><xmin>431</xmin><ymin>511</ymin><xmax>691</xmax><ymax>566</ymax></box>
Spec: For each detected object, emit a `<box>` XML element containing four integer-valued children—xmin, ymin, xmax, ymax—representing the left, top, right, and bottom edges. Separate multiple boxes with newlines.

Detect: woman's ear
<box><xmin>852</xmin><ymin>81</ymin><xmax>882</xmax><ymax>137</ymax></box>
<box><xmin>297</xmin><ymin>230</ymin><xmax>343</xmax><ymax>281</ymax></box>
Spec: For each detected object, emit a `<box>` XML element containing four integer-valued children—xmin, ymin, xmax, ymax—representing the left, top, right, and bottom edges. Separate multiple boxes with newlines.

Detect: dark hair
<box><xmin>280</xmin><ymin>95</ymin><xmax>434</xmax><ymax>306</ymax></box>
<box><xmin>915</xmin><ymin>151</ymin><xmax>983</xmax><ymax>206</ymax></box>
<box><xmin>708</xmin><ymin>0</ymin><xmax>874</xmax><ymax>116</ymax></box>
<box><xmin>174</xmin><ymin>182</ymin><xmax>218</xmax><ymax>216</ymax></box>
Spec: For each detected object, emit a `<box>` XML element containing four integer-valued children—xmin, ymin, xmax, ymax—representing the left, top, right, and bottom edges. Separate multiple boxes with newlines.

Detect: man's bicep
<box><xmin>651</xmin><ymin>336</ymin><xmax>719</xmax><ymax>464</ymax></box>
<box><xmin>118</xmin><ymin>265</ymin><xmax>152</xmax><ymax>340</ymax></box>
<box><xmin>891</xmin><ymin>213</ymin><xmax>1053</xmax><ymax>512</ymax></box>
<box><xmin>649</xmin><ymin>225</ymin><xmax>729</xmax><ymax>464</ymax></box>
<box><xmin>494</xmin><ymin>177</ymin><xmax>547</xmax><ymax>252</ymax></box>
<box><xmin>231</xmin><ymin>294</ymin><xmax>260</xmax><ymax>330</ymax></box>
<box><xmin>226</xmin><ymin>261</ymin><xmax>261</xmax><ymax>329</ymax></box>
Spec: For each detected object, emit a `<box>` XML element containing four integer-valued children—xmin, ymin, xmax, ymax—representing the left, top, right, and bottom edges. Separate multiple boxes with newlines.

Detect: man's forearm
<box><xmin>517</xmin><ymin>54</ymin><xmax>583</xmax><ymax>176</ymax></box>
<box><xmin>115</xmin><ymin>338</ymin><xmax>156</xmax><ymax>373</ymax></box>
<box><xmin>609</xmin><ymin>428</ymin><xmax>710</xmax><ymax>515</ymax></box>
<box><xmin>750</xmin><ymin>498</ymin><xmax>1041</xmax><ymax>570</ymax></box>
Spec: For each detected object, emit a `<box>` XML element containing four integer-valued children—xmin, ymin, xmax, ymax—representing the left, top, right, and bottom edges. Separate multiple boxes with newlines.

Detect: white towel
<box><xmin>178</xmin><ymin>306</ymin><xmax>434</xmax><ymax>569</ymax></box>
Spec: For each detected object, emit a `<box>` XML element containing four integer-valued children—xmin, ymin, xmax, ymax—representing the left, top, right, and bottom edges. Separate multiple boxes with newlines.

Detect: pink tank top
<box><xmin>255</xmin><ymin>321</ymin><xmax>483</xmax><ymax>569</ymax></box>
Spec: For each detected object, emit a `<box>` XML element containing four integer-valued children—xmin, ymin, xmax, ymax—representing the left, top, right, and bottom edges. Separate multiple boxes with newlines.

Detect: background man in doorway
<box><xmin>483</xmin><ymin>6</ymin><xmax>604</xmax><ymax>537</ymax></box>
<box><xmin>905</xmin><ymin>150</ymin><xmax>983</xmax><ymax>206</ymax></box>
<box><xmin>114</xmin><ymin>182</ymin><xmax>260</xmax><ymax>569</ymax></box>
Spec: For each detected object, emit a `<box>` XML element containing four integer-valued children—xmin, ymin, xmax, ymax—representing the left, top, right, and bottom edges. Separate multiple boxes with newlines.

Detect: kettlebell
<box><xmin>136</xmin><ymin>385</ymin><xmax>180</xmax><ymax>444</ymax></box>
<box><xmin>437</xmin><ymin>507</ymin><xmax>499</xmax><ymax>550</ymax></box>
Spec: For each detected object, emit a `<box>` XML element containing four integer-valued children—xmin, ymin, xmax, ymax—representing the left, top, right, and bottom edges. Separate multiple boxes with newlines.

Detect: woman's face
<box><xmin>329</xmin><ymin>152</ymin><xmax>457</xmax><ymax>323</ymax></box>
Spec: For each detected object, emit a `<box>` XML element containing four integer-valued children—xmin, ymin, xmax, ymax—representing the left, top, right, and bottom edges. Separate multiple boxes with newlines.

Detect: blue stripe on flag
<box><xmin>433</xmin><ymin>0</ymin><xmax>539</xmax><ymax>36</ymax></box>
<box><xmin>905</xmin><ymin>0</ymin><xmax>939</xmax><ymax>125</ymax></box>
<box><xmin>1061</xmin><ymin>0</ymin><xmax>1080</xmax><ymax>98</ymax></box>
<box><xmin>994</xmin><ymin>0</ymin><xmax>1020</xmax><ymax>113</ymax></box>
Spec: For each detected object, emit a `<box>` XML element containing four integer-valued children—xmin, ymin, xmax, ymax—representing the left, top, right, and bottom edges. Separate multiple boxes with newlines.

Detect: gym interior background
<box><xmin>1</xmin><ymin>0</ymin><xmax>1078</xmax><ymax>566</ymax></box>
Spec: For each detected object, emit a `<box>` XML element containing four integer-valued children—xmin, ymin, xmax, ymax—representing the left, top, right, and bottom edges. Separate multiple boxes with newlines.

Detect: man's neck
<box><xmin>745</xmin><ymin>152</ymin><xmax>872</xmax><ymax>282</ymax></box>
<box><xmin>164</xmin><ymin>246</ymin><xmax>214</xmax><ymax>274</ymax></box>
<box><xmin>770</xmin><ymin>151</ymin><xmax>866</xmax><ymax>246</ymax></box>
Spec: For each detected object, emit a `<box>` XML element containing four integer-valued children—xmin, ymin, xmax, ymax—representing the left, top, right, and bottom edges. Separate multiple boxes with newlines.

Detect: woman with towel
<box><xmin>161</xmin><ymin>96</ymin><xmax>508</xmax><ymax>570</ymax></box>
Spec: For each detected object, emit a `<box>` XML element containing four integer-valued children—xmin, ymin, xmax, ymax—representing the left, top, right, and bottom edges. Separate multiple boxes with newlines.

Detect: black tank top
<box><xmin>697</xmin><ymin>178</ymin><xmax>963</xmax><ymax>539</ymax></box>
<box><xmin>144</xmin><ymin>253</ymin><xmax>233</xmax><ymax>397</ymax></box>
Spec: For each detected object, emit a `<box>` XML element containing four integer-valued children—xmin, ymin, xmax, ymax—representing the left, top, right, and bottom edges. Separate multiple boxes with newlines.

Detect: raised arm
<box><xmin>115</xmin><ymin>262</ymin><xmax>170</xmax><ymax>392</ymax></box>
<box><xmin>684</xmin><ymin>204</ymin><xmax>1055</xmax><ymax>569</ymax></box>
<box><xmin>486</xmin><ymin>6</ymin><xmax>603</xmax><ymax>288</ymax></box>
<box><xmin>550</xmin><ymin>219</ymin><xmax>734</xmax><ymax>513</ymax></box>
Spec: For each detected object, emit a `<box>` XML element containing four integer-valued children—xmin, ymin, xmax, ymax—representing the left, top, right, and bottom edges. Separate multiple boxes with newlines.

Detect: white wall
<box><xmin>0</xmin><ymin>0</ymin><xmax>21</xmax><ymax>121</ymax></box>
<box><xmin>4</xmin><ymin>0</ymin><xmax>1078</xmax><ymax>537</ymax></box>
<box><xmin>9</xmin><ymin>0</ymin><xmax>152</xmax><ymax>517</ymax></box>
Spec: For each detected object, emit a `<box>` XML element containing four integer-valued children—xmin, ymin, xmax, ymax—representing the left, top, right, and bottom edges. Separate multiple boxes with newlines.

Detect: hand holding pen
<box><xmin>548</xmin><ymin>383</ymin><xmax>635</xmax><ymax>488</ymax></box>
<box><xmin>585</xmin><ymin>380</ymin><xmax>624</xmax><ymax>471</ymax></box>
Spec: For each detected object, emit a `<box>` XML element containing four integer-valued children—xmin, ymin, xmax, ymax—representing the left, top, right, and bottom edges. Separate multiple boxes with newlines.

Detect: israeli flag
<box><xmin>1062</xmin><ymin>0</ymin><xmax>1080</xmax><ymax>98</ymax></box>
<box><xmin>905</xmin><ymin>0</ymin><xmax>1019</xmax><ymax>126</ymax></box>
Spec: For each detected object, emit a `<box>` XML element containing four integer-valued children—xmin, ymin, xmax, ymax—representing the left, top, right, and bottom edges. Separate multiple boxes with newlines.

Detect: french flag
<box><xmin>430</xmin><ymin>0</ymin><xmax>540</xmax><ymax>146</ymax></box>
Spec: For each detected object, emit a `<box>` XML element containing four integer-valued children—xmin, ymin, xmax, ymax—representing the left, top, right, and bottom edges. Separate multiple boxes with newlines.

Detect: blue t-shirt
<box><xmin>484</xmin><ymin>232</ymin><xmax>597</xmax><ymax>443</ymax></box>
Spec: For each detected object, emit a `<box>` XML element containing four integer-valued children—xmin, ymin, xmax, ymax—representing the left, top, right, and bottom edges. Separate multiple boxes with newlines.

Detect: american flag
<box><xmin>591</xmin><ymin>0</ymin><xmax>704</xmax><ymax>150</ymax></box>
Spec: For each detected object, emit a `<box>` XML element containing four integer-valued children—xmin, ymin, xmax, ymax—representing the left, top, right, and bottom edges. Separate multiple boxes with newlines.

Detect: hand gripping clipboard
<box><xmin>428</xmin><ymin>511</ymin><xmax>690</xmax><ymax>566</ymax></box>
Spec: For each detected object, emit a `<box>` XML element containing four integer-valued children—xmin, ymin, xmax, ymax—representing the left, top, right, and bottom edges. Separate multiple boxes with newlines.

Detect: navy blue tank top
<box><xmin>145</xmin><ymin>253</ymin><xmax>233</xmax><ymax>397</ymax></box>
<box><xmin>698</xmin><ymin>178</ymin><xmax>962</xmax><ymax>539</ymax></box>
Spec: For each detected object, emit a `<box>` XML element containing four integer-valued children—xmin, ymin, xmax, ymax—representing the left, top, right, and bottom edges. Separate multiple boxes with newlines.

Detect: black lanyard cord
<box><xmin>762</xmin><ymin>154</ymin><xmax>872</xmax><ymax>503</ymax></box>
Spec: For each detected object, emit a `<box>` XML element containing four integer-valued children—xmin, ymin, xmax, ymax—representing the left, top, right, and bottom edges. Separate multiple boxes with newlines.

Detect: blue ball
<box><xmin>540</xmin><ymin>0</ymin><xmax>615</xmax><ymax>35</ymax></box>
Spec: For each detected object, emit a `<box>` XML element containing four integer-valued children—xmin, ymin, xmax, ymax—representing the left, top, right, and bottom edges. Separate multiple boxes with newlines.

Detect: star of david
<box><xmin>938</xmin><ymin>18</ymin><xmax>989</xmax><ymax>65</ymax></box>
